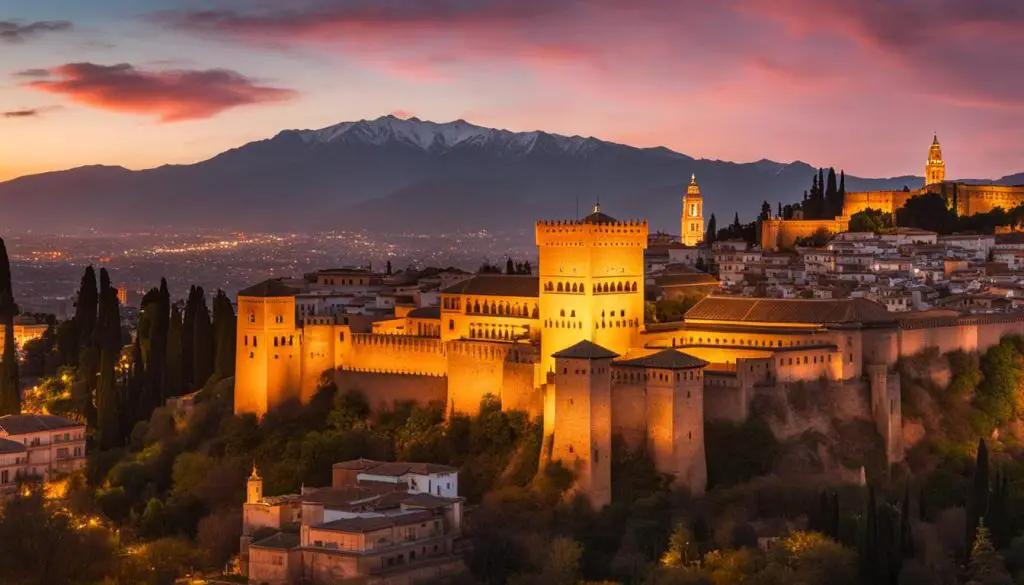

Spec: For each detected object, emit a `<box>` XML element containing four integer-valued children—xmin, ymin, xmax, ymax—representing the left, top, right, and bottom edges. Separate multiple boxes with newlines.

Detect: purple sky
<box><xmin>1</xmin><ymin>0</ymin><xmax>1022</xmax><ymax>182</ymax></box>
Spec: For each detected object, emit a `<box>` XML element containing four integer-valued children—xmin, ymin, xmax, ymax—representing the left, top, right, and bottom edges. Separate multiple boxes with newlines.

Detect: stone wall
<box><xmin>760</xmin><ymin>217</ymin><xmax>851</xmax><ymax>251</ymax></box>
<box><xmin>333</xmin><ymin>370</ymin><xmax>448</xmax><ymax>411</ymax></box>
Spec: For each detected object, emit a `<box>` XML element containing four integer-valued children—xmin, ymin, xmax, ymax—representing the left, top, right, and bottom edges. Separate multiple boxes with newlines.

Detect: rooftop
<box><xmin>333</xmin><ymin>459</ymin><xmax>459</xmax><ymax>477</ymax></box>
<box><xmin>440</xmin><ymin>274</ymin><xmax>539</xmax><ymax>298</ymax></box>
<box><xmin>552</xmin><ymin>340</ymin><xmax>620</xmax><ymax>360</ymax></box>
<box><xmin>238</xmin><ymin>279</ymin><xmax>300</xmax><ymax>298</ymax></box>
<box><xmin>251</xmin><ymin>532</ymin><xmax>301</xmax><ymax>551</ymax></box>
<box><xmin>317</xmin><ymin>510</ymin><xmax>435</xmax><ymax>534</ymax></box>
<box><xmin>615</xmin><ymin>348</ymin><xmax>708</xmax><ymax>370</ymax></box>
<box><xmin>407</xmin><ymin>306</ymin><xmax>441</xmax><ymax>320</ymax></box>
<box><xmin>0</xmin><ymin>414</ymin><xmax>82</xmax><ymax>435</ymax></box>
<box><xmin>684</xmin><ymin>296</ymin><xmax>895</xmax><ymax>326</ymax></box>
<box><xmin>0</xmin><ymin>436</ymin><xmax>26</xmax><ymax>454</ymax></box>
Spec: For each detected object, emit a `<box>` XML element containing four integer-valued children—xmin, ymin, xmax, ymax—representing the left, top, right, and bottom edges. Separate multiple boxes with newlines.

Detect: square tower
<box><xmin>536</xmin><ymin>204</ymin><xmax>648</xmax><ymax>375</ymax></box>
<box><xmin>550</xmin><ymin>340</ymin><xmax>617</xmax><ymax>509</ymax></box>
<box><xmin>681</xmin><ymin>174</ymin><xmax>705</xmax><ymax>246</ymax></box>
<box><xmin>235</xmin><ymin>280</ymin><xmax>302</xmax><ymax>418</ymax></box>
<box><xmin>926</xmin><ymin>134</ymin><xmax>945</xmax><ymax>186</ymax></box>
<box><xmin>615</xmin><ymin>349</ymin><xmax>708</xmax><ymax>494</ymax></box>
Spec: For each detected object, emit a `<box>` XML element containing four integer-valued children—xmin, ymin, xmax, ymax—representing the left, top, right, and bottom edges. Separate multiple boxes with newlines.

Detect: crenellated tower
<box><xmin>536</xmin><ymin>205</ymin><xmax>648</xmax><ymax>375</ymax></box>
<box><xmin>681</xmin><ymin>174</ymin><xmax>705</xmax><ymax>246</ymax></box>
<box><xmin>234</xmin><ymin>280</ymin><xmax>302</xmax><ymax>418</ymax></box>
<box><xmin>925</xmin><ymin>134</ymin><xmax>945</xmax><ymax>186</ymax></box>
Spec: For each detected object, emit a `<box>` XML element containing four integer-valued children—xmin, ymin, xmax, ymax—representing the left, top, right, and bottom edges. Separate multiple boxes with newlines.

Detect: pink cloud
<box><xmin>26</xmin><ymin>62</ymin><xmax>297</xmax><ymax>122</ymax></box>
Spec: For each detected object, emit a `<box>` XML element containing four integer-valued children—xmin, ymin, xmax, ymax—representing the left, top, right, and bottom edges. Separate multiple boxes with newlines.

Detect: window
<box><xmin>248</xmin><ymin>313</ymin><xmax>255</xmax><ymax>324</ymax></box>
<box><xmin>244</xmin><ymin>335</ymin><xmax>248</xmax><ymax>346</ymax></box>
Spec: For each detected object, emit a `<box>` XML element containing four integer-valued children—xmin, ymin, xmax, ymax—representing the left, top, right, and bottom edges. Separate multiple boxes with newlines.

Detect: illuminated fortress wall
<box><xmin>760</xmin><ymin>217</ymin><xmax>851</xmax><ymax>251</ymax></box>
<box><xmin>235</xmin><ymin>294</ymin><xmax>302</xmax><ymax>418</ymax></box>
<box><xmin>445</xmin><ymin>341</ymin><xmax>540</xmax><ymax>416</ymax></box>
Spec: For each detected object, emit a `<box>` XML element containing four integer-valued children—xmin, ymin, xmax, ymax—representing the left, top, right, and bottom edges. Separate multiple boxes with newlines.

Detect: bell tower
<box><xmin>247</xmin><ymin>464</ymin><xmax>263</xmax><ymax>504</ymax></box>
<box><xmin>925</xmin><ymin>134</ymin><xmax>945</xmax><ymax>186</ymax></box>
<box><xmin>681</xmin><ymin>174</ymin><xmax>705</xmax><ymax>246</ymax></box>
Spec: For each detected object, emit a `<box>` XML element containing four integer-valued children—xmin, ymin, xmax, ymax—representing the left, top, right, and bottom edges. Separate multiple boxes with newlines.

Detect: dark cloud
<box><xmin>24</xmin><ymin>62</ymin><xmax>298</xmax><ymax>122</ymax></box>
<box><xmin>12</xmin><ymin>68</ymin><xmax>51</xmax><ymax>79</ymax></box>
<box><xmin>2</xmin><ymin>106</ymin><xmax>60</xmax><ymax>119</ymax></box>
<box><xmin>0</xmin><ymin>20</ymin><xmax>72</xmax><ymax>43</ymax></box>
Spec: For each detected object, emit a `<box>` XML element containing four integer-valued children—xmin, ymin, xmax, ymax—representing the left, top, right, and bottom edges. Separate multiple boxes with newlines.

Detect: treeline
<box><xmin>479</xmin><ymin>258</ymin><xmax>533</xmax><ymax>275</ymax></box>
<box><xmin>22</xmin><ymin>266</ymin><xmax>237</xmax><ymax>452</ymax></box>
<box><xmin>893</xmin><ymin>192</ymin><xmax>1024</xmax><ymax>235</ymax></box>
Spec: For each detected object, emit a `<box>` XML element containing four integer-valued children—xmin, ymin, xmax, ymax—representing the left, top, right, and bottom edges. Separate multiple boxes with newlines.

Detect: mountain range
<box><xmin>2</xmin><ymin>115</ymin><xmax>1021</xmax><ymax>236</ymax></box>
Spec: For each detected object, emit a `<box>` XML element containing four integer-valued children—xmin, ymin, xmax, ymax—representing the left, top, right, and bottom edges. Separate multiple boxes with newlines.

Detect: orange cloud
<box><xmin>26</xmin><ymin>63</ymin><xmax>297</xmax><ymax>122</ymax></box>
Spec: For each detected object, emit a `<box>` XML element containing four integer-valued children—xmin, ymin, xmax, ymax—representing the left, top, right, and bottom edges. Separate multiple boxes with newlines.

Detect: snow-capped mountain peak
<box><xmin>290</xmin><ymin>115</ymin><xmax>608</xmax><ymax>156</ymax></box>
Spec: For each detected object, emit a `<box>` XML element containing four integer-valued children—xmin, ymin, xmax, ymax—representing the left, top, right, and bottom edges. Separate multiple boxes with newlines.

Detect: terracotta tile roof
<box><xmin>0</xmin><ymin>414</ymin><xmax>81</xmax><ymax>435</ymax></box>
<box><xmin>251</xmin><ymin>532</ymin><xmax>300</xmax><ymax>550</ymax></box>
<box><xmin>615</xmin><ymin>348</ymin><xmax>708</xmax><ymax>370</ymax></box>
<box><xmin>654</xmin><ymin>273</ymin><xmax>719</xmax><ymax>287</ymax></box>
<box><xmin>684</xmin><ymin>296</ymin><xmax>895</xmax><ymax>325</ymax></box>
<box><xmin>238</xmin><ymin>279</ymin><xmax>299</xmax><ymax>298</ymax></box>
<box><xmin>552</xmin><ymin>340</ymin><xmax>619</xmax><ymax>360</ymax></box>
<box><xmin>440</xmin><ymin>275</ymin><xmax>539</xmax><ymax>298</ymax></box>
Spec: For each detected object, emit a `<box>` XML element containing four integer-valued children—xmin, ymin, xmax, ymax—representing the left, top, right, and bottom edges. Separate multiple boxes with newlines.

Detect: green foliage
<box><xmin>849</xmin><ymin>207</ymin><xmax>894</xmax><ymax>234</ymax></box>
<box><xmin>705</xmin><ymin>418</ymin><xmax>779</xmax><ymax>488</ymax></box>
<box><xmin>975</xmin><ymin>341</ymin><xmax>1024</xmax><ymax>430</ymax></box>
<box><xmin>897</xmin><ymin>193</ymin><xmax>957</xmax><ymax>233</ymax></box>
<box><xmin>0</xmin><ymin>487</ymin><xmax>115</xmax><ymax>585</ymax></box>
<box><xmin>793</xmin><ymin>226</ymin><xmax>833</xmax><ymax>248</ymax></box>
<box><xmin>967</xmin><ymin>520</ymin><xmax>1013</xmax><ymax>585</ymax></box>
<box><xmin>651</xmin><ymin>297</ymin><xmax>702</xmax><ymax>323</ymax></box>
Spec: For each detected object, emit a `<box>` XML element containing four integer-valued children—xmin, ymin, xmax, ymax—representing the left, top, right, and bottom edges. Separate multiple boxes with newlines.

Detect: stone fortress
<box><xmin>235</xmin><ymin>160</ymin><xmax>1024</xmax><ymax>509</ymax></box>
<box><xmin>762</xmin><ymin>135</ymin><xmax>1024</xmax><ymax>250</ymax></box>
<box><xmin>843</xmin><ymin>135</ymin><xmax>1024</xmax><ymax>218</ymax></box>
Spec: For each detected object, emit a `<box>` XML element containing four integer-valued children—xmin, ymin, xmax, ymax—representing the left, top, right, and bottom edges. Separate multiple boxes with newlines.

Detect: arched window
<box><xmin>571</xmin><ymin>283</ymin><xmax>578</xmax><ymax>293</ymax></box>
<box><xmin>289</xmin><ymin>336</ymin><xmax>294</xmax><ymax>346</ymax></box>
<box><xmin>273</xmin><ymin>337</ymin><xmax>279</xmax><ymax>347</ymax></box>
<box><xmin>620</xmin><ymin>309</ymin><xmax>625</xmax><ymax>317</ymax></box>
<box><xmin>449</xmin><ymin>319</ymin><xmax>454</xmax><ymax>331</ymax></box>
<box><xmin>570</xmin><ymin>310</ymin><xmax>576</xmax><ymax>318</ymax></box>
<box><xmin>557</xmin><ymin>283</ymin><xmax>564</xmax><ymax>292</ymax></box>
<box><xmin>560</xmin><ymin>309</ymin><xmax>565</xmax><ymax>317</ymax></box>
<box><xmin>617</xmin><ymin>282</ymin><xmax>624</xmax><ymax>292</ymax></box>
<box><xmin>244</xmin><ymin>335</ymin><xmax>248</xmax><ymax>346</ymax></box>
<box><xmin>631</xmin><ymin>282</ymin><xmax>638</xmax><ymax>292</ymax></box>
<box><xmin>253</xmin><ymin>337</ymin><xmax>257</xmax><ymax>347</ymax></box>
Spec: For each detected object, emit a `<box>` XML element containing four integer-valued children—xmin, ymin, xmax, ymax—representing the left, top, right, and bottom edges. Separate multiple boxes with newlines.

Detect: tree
<box><xmin>896</xmin><ymin>193</ymin><xmax>956</xmax><ymax>233</ymax></box>
<box><xmin>506</xmin><ymin>258</ymin><xmax>515</xmax><ymax>275</ymax></box>
<box><xmin>661</xmin><ymin>522</ymin><xmax>697</xmax><ymax>568</ymax></box>
<box><xmin>97</xmin><ymin>285</ymin><xmax>123</xmax><ymax>450</ymax></box>
<box><xmin>899</xmin><ymin>483</ymin><xmax>915</xmax><ymax>561</ymax></box>
<box><xmin>182</xmin><ymin>287</ymin><xmax>196</xmax><ymax>392</ymax></box>
<box><xmin>0</xmin><ymin>487</ymin><xmax>114</xmax><ymax>585</ymax></box>
<box><xmin>192</xmin><ymin>288</ymin><xmax>214</xmax><ymax>390</ymax></box>
<box><xmin>989</xmin><ymin>471</ymin><xmax>1010</xmax><ymax>550</ymax></box>
<box><xmin>141</xmin><ymin>279</ymin><xmax>170</xmax><ymax>417</ymax></box>
<box><xmin>849</xmin><ymin>208</ymin><xmax>894</xmax><ymax>234</ymax></box>
<box><xmin>165</xmin><ymin>304</ymin><xmax>183</xmax><ymax>398</ymax></box>
<box><xmin>0</xmin><ymin>238</ymin><xmax>19</xmax><ymax>415</ymax></box>
<box><xmin>967</xmin><ymin>438</ymin><xmax>990</xmax><ymax>559</ymax></box>
<box><xmin>733</xmin><ymin>212</ymin><xmax>741</xmax><ymax>230</ymax></box>
<box><xmin>759</xmin><ymin>200</ymin><xmax>772</xmax><ymax>221</ymax></box>
<box><xmin>212</xmin><ymin>290</ymin><xmax>236</xmax><ymax>380</ymax></box>
<box><xmin>825</xmin><ymin>167</ymin><xmax>839</xmax><ymax>218</ymax></box>
<box><xmin>386</xmin><ymin>260</ymin><xmax>393</xmax><ymax>276</ymax></box>
<box><xmin>72</xmin><ymin>266</ymin><xmax>98</xmax><ymax>366</ymax></box>
<box><xmin>706</xmin><ymin>214</ymin><xmax>717</xmax><ymax>245</ymax></box>
<box><xmin>966</xmin><ymin>519</ymin><xmax>1012</xmax><ymax>585</ymax></box>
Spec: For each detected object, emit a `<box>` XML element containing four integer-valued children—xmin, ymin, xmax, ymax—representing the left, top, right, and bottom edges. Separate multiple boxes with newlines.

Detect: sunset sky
<box><xmin>1</xmin><ymin>0</ymin><xmax>1022</xmax><ymax>182</ymax></box>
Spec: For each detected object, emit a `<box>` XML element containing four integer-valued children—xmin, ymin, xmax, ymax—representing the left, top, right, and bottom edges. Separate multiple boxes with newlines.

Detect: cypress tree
<box><xmin>213</xmin><ymin>290</ymin><xmax>236</xmax><ymax>380</ymax></box>
<box><xmin>386</xmin><ymin>260</ymin><xmax>392</xmax><ymax>276</ymax></box>
<box><xmin>140</xmin><ymin>279</ymin><xmax>169</xmax><ymax>418</ymax></box>
<box><xmin>967</xmin><ymin>438</ymin><xmax>991</xmax><ymax>559</ymax></box>
<box><xmin>0</xmin><ymin>238</ymin><xmax>20</xmax><ymax>415</ymax></box>
<box><xmin>706</xmin><ymin>214</ymin><xmax>717</xmax><ymax>244</ymax></box>
<box><xmin>900</xmin><ymin>483</ymin><xmax>915</xmax><ymax>560</ymax></box>
<box><xmin>192</xmin><ymin>288</ymin><xmax>214</xmax><ymax>390</ymax></box>
<box><xmin>165</xmin><ymin>304</ymin><xmax>182</xmax><ymax>398</ymax></box>
<box><xmin>861</xmin><ymin>488</ymin><xmax>878</xmax><ymax>585</ymax></box>
<box><xmin>989</xmin><ymin>470</ymin><xmax>1011</xmax><ymax>550</ymax></box>
<box><xmin>839</xmin><ymin>170</ymin><xmax>847</xmax><ymax>203</ymax></box>
<box><xmin>73</xmin><ymin>267</ymin><xmax>98</xmax><ymax>359</ymax></box>
<box><xmin>181</xmin><ymin>286</ymin><xmax>196</xmax><ymax>392</ymax></box>
<box><xmin>505</xmin><ymin>258</ymin><xmax>515</xmax><ymax>275</ymax></box>
<box><xmin>826</xmin><ymin>167</ymin><xmax>839</xmax><ymax>218</ymax></box>
<box><xmin>123</xmin><ymin>337</ymin><xmax>145</xmax><ymax>438</ymax></box>
<box><xmin>777</xmin><ymin>201</ymin><xmax>782</xmax><ymax>218</ymax></box>
<box><xmin>96</xmin><ymin>286</ymin><xmax>122</xmax><ymax>450</ymax></box>
<box><xmin>967</xmin><ymin>519</ymin><xmax>1011</xmax><ymax>585</ymax></box>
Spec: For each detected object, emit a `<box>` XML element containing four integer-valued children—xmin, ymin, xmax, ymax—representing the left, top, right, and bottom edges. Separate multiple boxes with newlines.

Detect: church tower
<box><xmin>536</xmin><ymin>205</ymin><xmax>648</xmax><ymax>375</ymax></box>
<box><xmin>925</xmin><ymin>134</ymin><xmax>945</xmax><ymax>186</ymax></box>
<box><xmin>681</xmin><ymin>174</ymin><xmax>705</xmax><ymax>246</ymax></box>
<box><xmin>247</xmin><ymin>464</ymin><xmax>263</xmax><ymax>504</ymax></box>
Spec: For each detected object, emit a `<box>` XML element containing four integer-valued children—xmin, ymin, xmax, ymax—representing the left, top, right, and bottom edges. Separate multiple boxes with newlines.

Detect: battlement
<box><xmin>446</xmin><ymin>339</ymin><xmax>539</xmax><ymax>363</ymax></box>
<box><xmin>535</xmin><ymin>220</ymin><xmax>649</xmax><ymax>247</ymax></box>
<box><xmin>350</xmin><ymin>333</ymin><xmax>447</xmax><ymax>354</ymax></box>
<box><xmin>340</xmin><ymin>366</ymin><xmax>446</xmax><ymax>377</ymax></box>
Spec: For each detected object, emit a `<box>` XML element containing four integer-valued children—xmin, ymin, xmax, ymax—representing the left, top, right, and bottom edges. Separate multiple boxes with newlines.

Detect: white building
<box><xmin>0</xmin><ymin>414</ymin><xmax>86</xmax><ymax>492</ymax></box>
